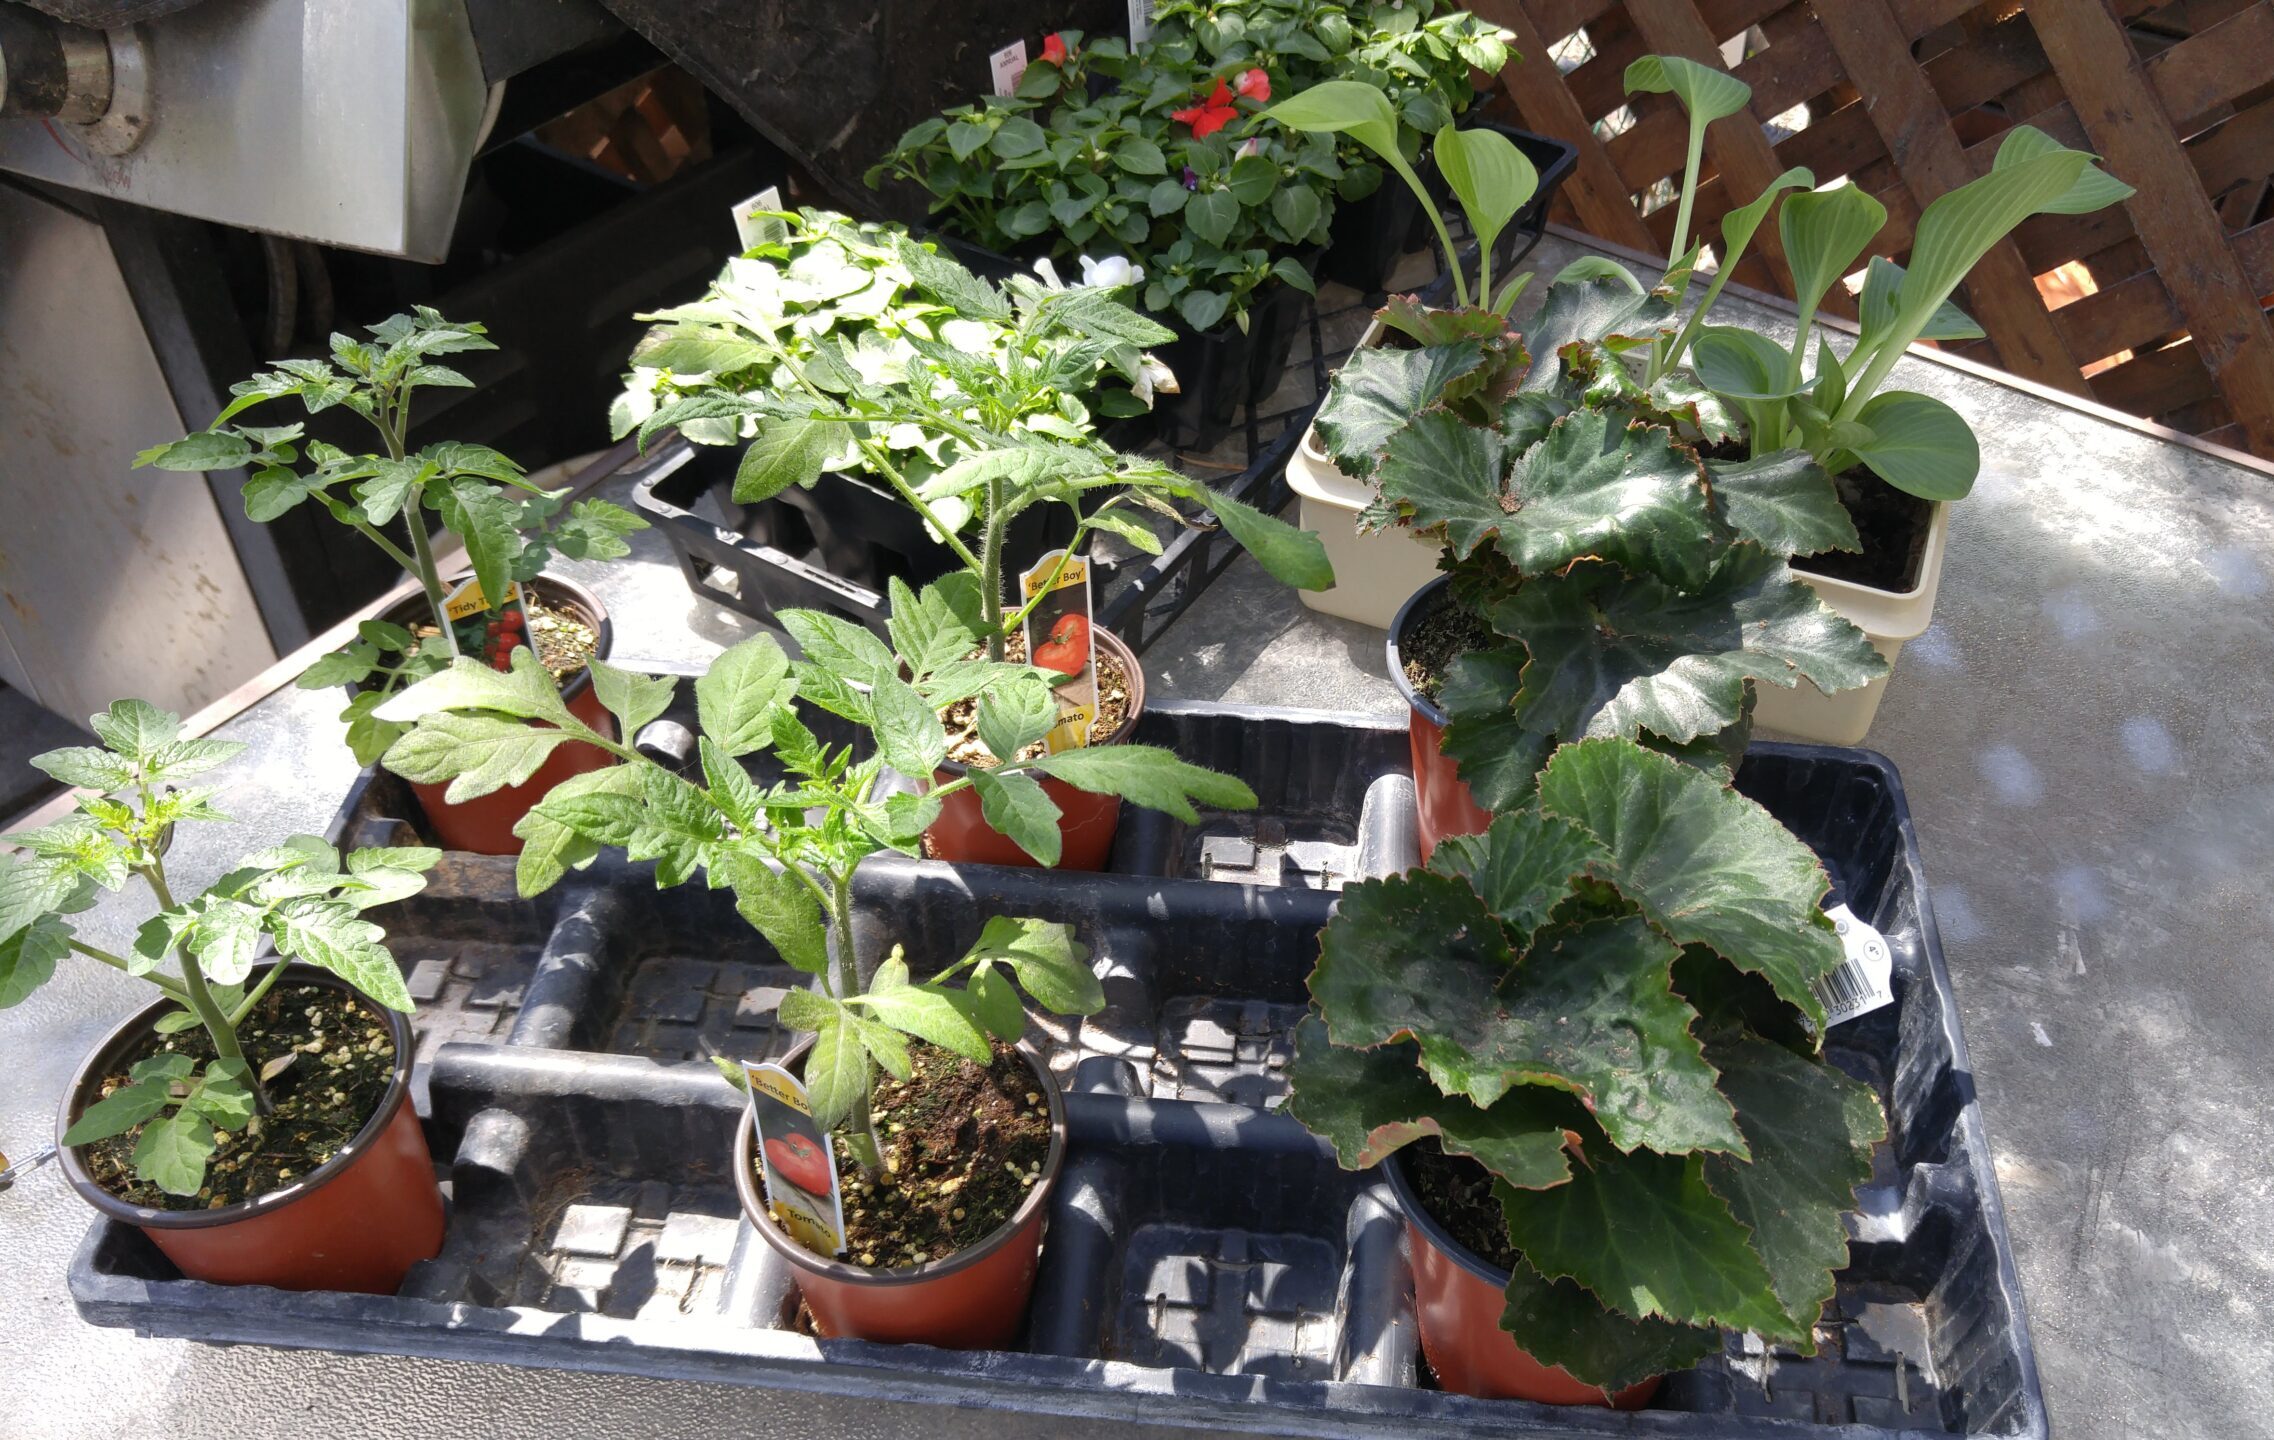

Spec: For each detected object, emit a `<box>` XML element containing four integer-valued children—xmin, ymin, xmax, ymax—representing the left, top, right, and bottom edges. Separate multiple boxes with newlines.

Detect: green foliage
<box><xmin>378</xmin><ymin>578</ymin><xmax>1264</xmax><ymax>1145</ymax></box>
<box><xmin>1289</xmin><ymin>739</ymin><xmax>1886</xmax><ymax>1388</ymax></box>
<box><xmin>7</xmin><ymin>702</ymin><xmax>434</xmax><ymax>1197</ymax></box>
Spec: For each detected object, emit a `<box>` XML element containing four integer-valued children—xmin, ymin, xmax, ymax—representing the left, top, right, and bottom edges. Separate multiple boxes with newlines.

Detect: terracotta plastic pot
<box><xmin>1386</xmin><ymin>578</ymin><xmax>1494</xmax><ymax>861</ymax></box>
<box><xmin>922</xmin><ymin>627</ymin><xmax>1144</xmax><ymax>872</ymax></box>
<box><xmin>736</xmin><ymin>1041</ymin><xmax>1067</xmax><ymax>1348</ymax></box>
<box><xmin>1384</xmin><ymin>1151</ymin><xmax>1661</xmax><ymax>1407</ymax></box>
<box><xmin>56</xmin><ymin>964</ymin><xmax>445</xmax><ymax>1294</ymax></box>
<box><xmin>370</xmin><ymin>573</ymin><xmax>620</xmax><ymax>855</ymax></box>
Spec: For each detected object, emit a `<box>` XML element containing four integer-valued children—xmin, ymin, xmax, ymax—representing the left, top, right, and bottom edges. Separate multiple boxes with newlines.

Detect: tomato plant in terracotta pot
<box><xmin>373</xmin><ymin>582</ymin><xmax>1240</xmax><ymax>1344</ymax></box>
<box><xmin>135</xmin><ymin>307</ymin><xmax>648</xmax><ymax>853</ymax></box>
<box><xmin>633</xmin><ymin>240</ymin><xmax>1332</xmax><ymax>870</ymax></box>
<box><xmin>1</xmin><ymin>701</ymin><xmax>443</xmax><ymax>1293</ymax></box>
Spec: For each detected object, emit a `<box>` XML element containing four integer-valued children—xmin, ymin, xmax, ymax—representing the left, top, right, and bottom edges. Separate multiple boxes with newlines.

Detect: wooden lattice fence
<box><xmin>1468</xmin><ymin>0</ymin><xmax>2274</xmax><ymax>458</ymax></box>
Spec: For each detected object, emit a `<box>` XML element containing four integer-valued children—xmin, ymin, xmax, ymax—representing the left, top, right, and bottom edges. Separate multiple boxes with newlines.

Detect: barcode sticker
<box><xmin>990</xmin><ymin>40</ymin><xmax>1030</xmax><ymax>96</ymax></box>
<box><xmin>1814</xmin><ymin>904</ymin><xmax>1895</xmax><ymax>1027</ymax></box>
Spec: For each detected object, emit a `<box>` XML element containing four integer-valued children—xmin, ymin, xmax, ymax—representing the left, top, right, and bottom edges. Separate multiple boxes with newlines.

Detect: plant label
<box><xmin>1020</xmin><ymin>549</ymin><xmax>1097</xmax><ymax>754</ymax></box>
<box><xmin>731</xmin><ymin>185</ymin><xmax>786</xmax><ymax>251</ymax></box>
<box><xmin>1815</xmin><ymin>904</ymin><xmax>1895</xmax><ymax>1026</ymax></box>
<box><xmin>442</xmin><ymin>574</ymin><xmax>521</xmax><ymax>622</ymax></box>
<box><xmin>990</xmin><ymin>39</ymin><xmax>1030</xmax><ymax>97</ymax></box>
<box><xmin>744</xmin><ymin>1060</ymin><xmax>847</xmax><ymax>1256</ymax></box>
<box><xmin>1128</xmin><ymin>0</ymin><xmax>1153</xmax><ymax>43</ymax></box>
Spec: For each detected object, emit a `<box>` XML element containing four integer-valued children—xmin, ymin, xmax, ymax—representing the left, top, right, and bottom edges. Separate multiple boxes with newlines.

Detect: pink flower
<box><xmin>1236</xmin><ymin>68</ymin><xmax>1271</xmax><ymax>103</ymax></box>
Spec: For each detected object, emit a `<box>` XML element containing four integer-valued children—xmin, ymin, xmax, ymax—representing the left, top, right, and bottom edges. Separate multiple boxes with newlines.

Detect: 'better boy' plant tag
<box><xmin>743</xmin><ymin>1060</ymin><xmax>847</xmax><ymax>1256</ymax></box>
<box><xmin>1020</xmin><ymin>550</ymin><xmax>1096</xmax><ymax>754</ymax></box>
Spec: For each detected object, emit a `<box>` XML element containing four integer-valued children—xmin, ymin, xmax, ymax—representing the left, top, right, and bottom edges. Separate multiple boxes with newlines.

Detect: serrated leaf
<box><xmin>0</xmin><ymin>914</ymin><xmax>70</xmax><ymax>1007</ymax></box>
<box><xmin>267</xmin><ymin>896</ymin><xmax>414</xmax><ymax>1011</ymax></box>
<box><xmin>1536</xmin><ymin>738</ymin><xmax>1845</xmax><ymax>1025</ymax></box>
<box><xmin>0</xmin><ymin>852</ymin><xmax>93</xmax><ymax>948</ymax></box>
<box><xmin>382</xmin><ymin>711</ymin><xmax>573</xmax><ymax>802</ymax></box>
<box><xmin>802</xmin><ymin>1013</ymin><xmax>869</xmax><ymax>1130</ymax></box>
<box><xmin>780</xmin><ymin>609</ymin><xmax>895</xmax><ymax>686</ymax></box>
<box><xmin>29</xmin><ymin>746</ymin><xmax>137</xmax><ymax>793</ymax></box>
<box><xmin>1498</xmin><ymin>548</ymin><xmax>1886</xmax><ymax>745</ymax></box>
<box><xmin>972</xmin><ymin>769</ymin><xmax>1062</xmax><ymax>866</ymax></box>
<box><xmin>735</xmin><ymin>416</ymin><xmax>836</xmax><ymax>503</ymax></box>
<box><xmin>886</xmin><ymin>577</ymin><xmax>980</xmax><ymax>680</ymax></box>
<box><xmin>975</xmin><ymin>672</ymin><xmax>1058</xmax><ymax>762</ymax></box>
<box><xmin>1028</xmin><ymin>744</ymin><xmax>1256</xmax><ymax>823</ymax></box>
<box><xmin>1426</xmin><ymin>808</ymin><xmax>1602</xmax><ymax>950</ymax></box>
<box><xmin>187</xmin><ymin>1059</ymin><xmax>256</xmax><ymax>1126</ymax></box>
<box><xmin>1499</xmin><ymin>1143</ymin><xmax>1795</xmax><ymax>1336</ymax></box>
<box><xmin>299</xmin><ymin>644</ymin><xmax>381</xmax><ymax>690</ymax></box>
<box><xmin>431</xmin><ymin>478</ymin><xmax>523</xmax><ymax>609</ymax></box>
<box><xmin>187</xmin><ymin>898</ymin><xmax>267</xmax><ymax>985</ymax></box>
<box><xmin>1314</xmin><ymin>341</ymin><xmax>1488</xmax><ymax>478</ymax></box>
<box><xmin>512</xmin><ymin>763</ymin><xmax>641</xmax><ymax>897</ymax></box>
<box><xmin>1700</xmin><ymin>1033</ymin><xmax>1884</xmax><ymax>1332</ymax></box>
<box><xmin>89</xmin><ymin>699</ymin><xmax>181</xmax><ymax>762</ymax></box>
<box><xmin>713</xmin><ymin>849</ymin><xmax>828</xmax><ymax>975</ymax></box>
<box><xmin>133</xmin><ymin>1109</ymin><xmax>218</xmax><ymax>1197</ymax></box>
<box><xmin>701</xmin><ymin>736</ymin><xmax>763</xmax><ymax>828</ymax></box>
<box><xmin>860</xmin><ymin>957</ymin><xmax>993</xmax><ymax>1063</ymax></box>
<box><xmin>588</xmin><ymin>660</ymin><xmax>677</xmax><ymax>737</ymax></box>
<box><xmin>964</xmin><ymin>916</ymin><xmax>1100</xmax><ymax>1015</ymax></box>
<box><xmin>1705</xmin><ymin>450</ymin><xmax>1861</xmax><ymax>557</ymax></box>
<box><xmin>777</xmin><ymin>985</ymin><xmax>841</xmax><ymax>1032</ymax></box>
<box><xmin>374</xmin><ymin>649</ymin><xmax>576</xmax><ymax>726</ymax></box>
<box><xmin>967</xmin><ymin>964</ymin><xmax>1029</xmax><ymax>1039</ymax></box>
<box><xmin>869</xmin><ymin>673</ymin><xmax>948</xmax><ymax>777</ymax></box>
<box><xmin>63</xmin><ymin>1079</ymin><xmax>174</xmax><ymax>1146</ymax></box>
<box><xmin>626</xmin><ymin>767</ymin><xmax>726</xmax><ymax>886</ymax></box>
<box><xmin>1286</xmin><ymin>1019</ymin><xmax>1575</xmax><ymax>1186</ymax></box>
<box><xmin>1499</xmin><ymin>1251</ymin><xmax>1723</xmax><ymax>1394</ymax></box>
<box><xmin>695</xmin><ymin>635</ymin><xmax>794</xmax><ymax>756</ymax></box>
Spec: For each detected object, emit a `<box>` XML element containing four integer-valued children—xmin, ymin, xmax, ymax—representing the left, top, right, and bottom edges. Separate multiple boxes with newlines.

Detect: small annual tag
<box><xmin>1020</xmin><ymin>549</ymin><xmax>1097</xmax><ymax>754</ymax></box>
<box><xmin>731</xmin><ymin>184</ymin><xmax>785</xmax><ymax>251</ymax></box>
<box><xmin>442</xmin><ymin>574</ymin><xmax>521</xmax><ymax>623</ymax></box>
<box><xmin>990</xmin><ymin>39</ymin><xmax>1030</xmax><ymax>96</ymax></box>
<box><xmin>1128</xmin><ymin>0</ymin><xmax>1154</xmax><ymax>43</ymax></box>
<box><xmin>744</xmin><ymin>1060</ymin><xmax>847</xmax><ymax>1256</ymax></box>
<box><xmin>1814</xmin><ymin>904</ymin><xmax>1895</xmax><ymax>1027</ymax></box>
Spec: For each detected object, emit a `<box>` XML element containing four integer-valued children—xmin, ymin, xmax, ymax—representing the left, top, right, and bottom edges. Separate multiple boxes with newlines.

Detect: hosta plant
<box><xmin>136</xmin><ymin>307</ymin><xmax>646</xmax><ymax>762</ymax></box>
<box><xmin>371</xmin><ymin>582</ymin><xmax>1258</xmax><ymax>1164</ymax></box>
<box><xmin>0</xmin><ymin>702</ymin><xmax>435</xmax><ymax>1196</ymax></box>
<box><xmin>630</xmin><ymin>236</ymin><xmax>1332</xmax><ymax>663</ymax></box>
<box><xmin>1289</xmin><ymin>735</ymin><xmax>1886</xmax><ymax>1391</ymax></box>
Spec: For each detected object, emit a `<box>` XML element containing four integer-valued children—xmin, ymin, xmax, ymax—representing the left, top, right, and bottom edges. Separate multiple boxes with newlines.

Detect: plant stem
<box><xmin>67</xmin><ymin>940</ymin><xmax>188</xmax><ymax>1001</ymax></box>
<box><xmin>228</xmin><ymin>961</ymin><xmax>291</xmax><ymax>1028</ymax></box>
<box><xmin>405</xmin><ymin>518</ymin><xmax>462</xmax><ymax>657</ymax></box>
<box><xmin>825</xmin><ymin>870</ymin><xmax>885</xmax><ymax>1176</ymax></box>
<box><xmin>981</xmin><ymin>476</ymin><xmax>1008</xmax><ymax>661</ymax></box>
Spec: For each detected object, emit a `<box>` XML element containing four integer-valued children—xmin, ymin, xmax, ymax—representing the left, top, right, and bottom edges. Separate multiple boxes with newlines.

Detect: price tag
<box><xmin>731</xmin><ymin>184</ymin><xmax>785</xmax><ymax>251</ymax></box>
<box><xmin>990</xmin><ymin>39</ymin><xmax>1030</xmax><ymax>96</ymax></box>
<box><xmin>1020</xmin><ymin>549</ymin><xmax>1097</xmax><ymax>754</ymax></box>
<box><xmin>1129</xmin><ymin>0</ymin><xmax>1154</xmax><ymax>43</ymax></box>
<box><xmin>743</xmin><ymin>1060</ymin><xmax>847</xmax><ymax>1257</ymax></box>
<box><xmin>1814</xmin><ymin>904</ymin><xmax>1895</xmax><ymax>1027</ymax></box>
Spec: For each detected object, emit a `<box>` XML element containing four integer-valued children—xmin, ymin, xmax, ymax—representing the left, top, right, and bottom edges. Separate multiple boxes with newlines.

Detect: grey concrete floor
<box><xmin>3</xmin><ymin>231</ymin><xmax>2270</xmax><ymax>1438</ymax></box>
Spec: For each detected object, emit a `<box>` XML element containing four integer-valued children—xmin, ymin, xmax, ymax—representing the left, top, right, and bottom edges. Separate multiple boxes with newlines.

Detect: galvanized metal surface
<box><xmin>0</xmin><ymin>181</ymin><xmax>277</xmax><ymax>721</ymax></box>
<box><xmin>0</xmin><ymin>231</ymin><xmax>2268</xmax><ymax>1437</ymax></box>
<box><xmin>0</xmin><ymin>0</ymin><xmax>489</xmax><ymax>258</ymax></box>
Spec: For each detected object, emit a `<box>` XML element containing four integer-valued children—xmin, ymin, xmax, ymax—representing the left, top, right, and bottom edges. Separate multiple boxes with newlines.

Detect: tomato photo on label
<box><xmin>1033</xmin><ymin>612</ymin><xmax>1091</xmax><ymax>676</ymax></box>
<box><xmin>764</xmin><ymin>1134</ymin><xmax>833</xmax><ymax>1194</ymax></box>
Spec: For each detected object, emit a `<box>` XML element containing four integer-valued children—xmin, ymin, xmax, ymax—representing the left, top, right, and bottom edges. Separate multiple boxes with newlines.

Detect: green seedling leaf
<box><xmin>735</xmin><ymin>415</ymin><xmax>836</xmax><ymax>503</ymax></box>
<box><xmin>374</xmin><ymin>649</ymin><xmax>577</xmax><ymax>727</ymax></box>
<box><xmin>1028</xmin><ymin>744</ymin><xmax>1256</xmax><ymax>823</ymax></box>
<box><xmin>801</xmin><ymin>1012</ymin><xmax>869</xmax><ymax>1130</ymax></box>
<box><xmin>61</xmin><ymin>1078</ymin><xmax>172</xmax><ymax>1146</ymax></box>
<box><xmin>1199</xmin><ymin>486</ymin><xmax>1335</xmax><ymax>592</ymax></box>
<box><xmin>972</xmin><ymin>769</ymin><xmax>1063</xmax><ymax>866</ymax></box>
<box><xmin>267</xmin><ymin>896</ymin><xmax>415</xmax><ymax>1011</ymax></box>
<box><xmin>589</xmin><ymin>660</ymin><xmax>677</xmax><ymax>738</ymax></box>
<box><xmin>1691</xmin><ymin>326</ymin><xmax>1809</xmax><ymax>402</ymax></box>
<box><xmin>712</xmin><ymin>849</ymin><xmax>828</xmax><ymax>975</ymax></box>
<box><xmin>963</xmin><ymin>916</ymin><xmax>1101</xmax><ymax>1015</ymax></box>
<box><xmin>869</xmin><ymin>673</ymin><xmax>949</xmax><ymax>777</ymax></box>
<box><xmin>1433</xmin><ymin>123</ymin><xmax>1538</xmax><ymax>262</ymax></box>
<box><xmin>30</xmin><ymin>746</ymin><xmax>138</xmax><ymax>793</ymax></box>
<box><xmin>132</xmin><ymin>1110</ymin><xmax>218</xmax><ymax>1197</ymax></box>
<box><xmin>695</xmin><ymin>634</ymin><xmax>794</xmax><ymax>756</ymax></box>
<box><xmin>0</xmin><ymin>914</ymin><xmax>71</xmax><ymax>1007</ymax></box>
<box><xmin>1780</xmin><ymin>182</ymin><xmax>1887</xmax><ymax>331</ymax></box>
<box><xmin>512</xmin><ymin>763</ymin><xmax>640</xmax><ymax>897</ymax></box>
<box><xmin>1849</xmin><ymin>390</ymin><xmax>1979</xmax><ymax>501</ymax></box>
<box><xmin>382</xmin><ymin>711</ymin><xmax>573</xmax><ymax>802</ymax></box>
<box><xmin>859</xmin><ymin>955</ymin><xmax>992</xmax><ymax>1063</ymax></box>
<box><xmin>89</xmin><ymin>699</ymin><xmax>182</xmax><ymax>763</ymax></box>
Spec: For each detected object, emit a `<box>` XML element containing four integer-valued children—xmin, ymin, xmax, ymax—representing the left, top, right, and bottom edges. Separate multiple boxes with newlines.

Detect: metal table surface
<box><xmin>2</xmin><ymin>231</ymin><xmax>2267</xmax><ymax>1439</ymax></box>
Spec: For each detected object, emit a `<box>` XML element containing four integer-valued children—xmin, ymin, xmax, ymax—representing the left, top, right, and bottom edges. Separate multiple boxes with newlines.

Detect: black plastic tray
<box><xmin>1322</xmin><ymin>120</ymin><xmax>1577</xmax><ymax>296</ymax></box>
<box><xmin>69</xmin><ymin>696</ymin><xmax>2044</xmax><ymax>1438</ymax></box>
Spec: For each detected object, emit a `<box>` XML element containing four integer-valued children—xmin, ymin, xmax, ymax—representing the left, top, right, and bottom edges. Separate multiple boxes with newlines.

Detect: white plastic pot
<box><xmin>1291</xmin><ymin>320</ymin><xmax>1446</xmax><ymax>628</ymax></box>
<box><xmin>1754</xmin><ymin>501</ymin><xmax>1948</xmax><ymax>746</ymax></box>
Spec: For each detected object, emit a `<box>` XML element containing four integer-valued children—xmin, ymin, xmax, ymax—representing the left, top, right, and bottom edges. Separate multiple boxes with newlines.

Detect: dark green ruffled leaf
<box><xmin>1706</xmin><ymin>450</ymin><xmax>1861</xmax><ymax>558</ymax></box>
<box><xmin>1373</xmin><ymin>409</ymin><xmax>1511</xmax><ymax>557</ymax></box>
<box><xmin>1285</xmin><ymin>1018</ymin><xmax>1576</xmax><ymax>1188</ymax></box>
<box><xmin>1314</xmin><ymin>342</ymin><xmax>1488</xmax><ymax>477</ymax></box>
<box><xmin>1536</xmin><ymin>738</ymin><xmax>1845</xmax><ymax>1025</ymax></box>
<box><xmin>1497</xmin><ymin>547</ymin><xmax>1887</xmax><ymax>746</ymax></box>
<box><xmin>1497</xmin><ymin>411</ymin><xmax>1715</xmax><ymax>587</ymax></box>
<box><xmin>1427</xmin><ymin>808</ymin><xmax>1602</xmax><ymax>951</ymax></box>
<box><xmin>1499</xmin><ymin>1250</ymin><xmax>1723</xmax><ymax>1394</ymax></box>
<box><xmin>1519</xmin><ymin>278</ymin><xmax>1672</xmax><ymax>395</ymax></box>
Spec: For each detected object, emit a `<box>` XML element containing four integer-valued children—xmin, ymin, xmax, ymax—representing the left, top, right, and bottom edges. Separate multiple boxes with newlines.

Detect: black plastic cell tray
<box><xmin>69</xmin><ymin>698</ymin><xmax>2045</xmax><ymax>1439</ymax></box>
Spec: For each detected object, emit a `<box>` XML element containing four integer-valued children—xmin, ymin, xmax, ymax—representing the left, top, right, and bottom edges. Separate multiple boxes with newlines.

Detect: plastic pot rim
<box><xmin>1385</xmin><ymin>575</ymin><xmax>1457</xmax><ymax>729</ymax></box>
<box><xmin>735</xmin><ymin>1037</ymin><xmax>1069</xmax><ymax>1287</ymax></box>
<box><xmin>54</xmin><ymin>962</ymin><xmax>418</xmax><ymax>1231</ymax></box>
<box><xmin>372</xmin><ymin>569</ymin><xmax>614</xmax><ymax>707</ymax></box>
<box><xmin>1379</xmin><ymin>1144</ymin><xmax>1522</xmax><ymax>1296</ymax></box>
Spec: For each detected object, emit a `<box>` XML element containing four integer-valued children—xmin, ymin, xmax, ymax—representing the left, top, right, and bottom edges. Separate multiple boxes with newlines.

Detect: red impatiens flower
<box><xmin>1173</xmin><ymin>79</ymin><xmax>1238</xmax><ymax>138</ymax></box>
<box><xmin>1236</xmin><ymin>68</ymin><xmax>1270</xmax><ymax>102</ymax></box>
<box><xmin>1042</xmin><ymin>32</ymin><xmax>1072</xmax><ymax>66</ymax></box>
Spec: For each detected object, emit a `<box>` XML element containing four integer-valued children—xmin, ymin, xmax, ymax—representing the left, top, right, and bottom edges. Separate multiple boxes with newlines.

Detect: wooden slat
<box><xmin>2028</xmin><ymin>0</ymin><xmax>2274</xmax><ymax>451</ymax></box>
<box><xmin>1602</xmin><ymin>20</ymin><xmax>1842</xmax><ymax>186</ymax></box>
<box><xmin>2187</xmin><ymin>97</ymin><xmax>2274</xmax><ymax>199</ymax></box>
<box><xmin>1890</xmin><ymin>0</ymin><xmax>1998</xmax><ymax>38</ymax></box>
<box><xmin>2088</xmin><ymin>336</ymin><xmax>2218</xmax><ymax>419</ymax></box>
<box><xmin>1818</xmin><ymin>0</ymin><xmax>2091</xmax><ymax>393</ymax></box>
<box><xmin>1478</xmin><ymin>1</ymin><xmax>1663</xmax><ymax>250</ymax></box>
<box><xmin>2051</xmin><ymin>272</ymin><xmax>2185</xmax><ymax>359</ymax></box>
<box><xmin>1530</xmin><ymin>0</ymin><xmax>1617</xmax><ymax>41</ymax></box>
<box><xmin>2140</xmin><ymin>0</ymin><xmax>2274</xmax><ymax>131</ymax></box>
<box><xmin>1620</xmin><ymin>0</ymin><xmax>1802</xmax><ymax>293</ymax></box>
<box><xmin>1922</xmin><ymin>11</ymin><xmax>2051</xmax><ymax>113</ymax></box>
<box><xmin>1563</xmin><ymin>18</ymin><xmax>1651</xmax><ymax>119</ymax></box>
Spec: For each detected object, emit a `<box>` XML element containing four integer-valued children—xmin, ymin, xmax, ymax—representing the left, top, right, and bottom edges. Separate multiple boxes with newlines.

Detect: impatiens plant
<box><xmin>0</xmin><ymin>702</ymin><xmax>436</xmax><ymax>1196</ymax></box>
<box><xmin>1289</xmin><ymin>736</ymin><xmax>1885</xmax><ymax>1390</ymax></box>
<box><xmin>138</xmin><ymin>307</ymin><xmax>646</xmax><ymax>762</ymax></box>
<box><xmin>629</xmin><ymin>236</ymin><xmax>1333</xmax><ymax>662</ymax></box>
<box><xmin>371</xmin><ymin>584</ymin><xmax>1266</xmax><ymax>1152</ymax></box>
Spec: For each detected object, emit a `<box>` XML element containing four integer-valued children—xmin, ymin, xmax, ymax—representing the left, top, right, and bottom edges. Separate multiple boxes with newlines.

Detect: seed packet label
<box><xmin>1815</xmin><ymin>904</ymin><xmax>1895</xmax><ymax>1027</ymax></box>
<box><xmin>731</xmin><ymin>185</ymin><xmax>785</xmax><ymax>251</ymax></box>
<box><xmin>442</xmin><ymin>574</ymin><xmax>521</xmax><ymax>623</ymax></box>
<box><xmin>990</xmin><ymin>39</ymin><xmax>1030</xmax><ymax>96</ymax></box>
<box><xmin>1128</xmin><ymin>0</ymin><xmax>1153</xmax><ymax>43</ymax></box>
<box><xmin>744</xmin><ymin>1060</ymin><xmax>847</xmax><ymax>1257</ymax></box>
<box><xmin>1020</xmin><ymin>549</ymin><xmax>1097</xmax><ymax>754</ymax></box>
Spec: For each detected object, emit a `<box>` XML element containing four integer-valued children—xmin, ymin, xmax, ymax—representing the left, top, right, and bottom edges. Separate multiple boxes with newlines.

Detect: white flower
<box><xmin>1078</xmin><ymin>253</ymin><xmax>1145</xmax><ymax>289</ymax></box>
<box><xmin>1031</xmin><ymin>257</ymin><xmax>1067</xmax><ymax>289</ymax></box>
<box><xmin>1131</xmin><ymin>353</ymin><xmax>1181</xmax><ymax>405</ymax></box>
